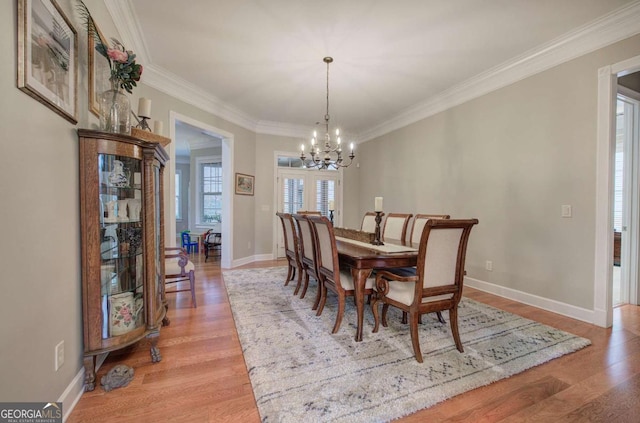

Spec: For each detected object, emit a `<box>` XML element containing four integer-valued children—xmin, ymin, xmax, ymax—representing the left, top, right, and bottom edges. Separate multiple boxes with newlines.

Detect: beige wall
<box><xmin>352</xmin><ymin>34</ymin><xmax>640</xmax><ymax>311</ymax></box>
<box><xmin>254</xmin><ymin>133</ymin><xmax>302</xmax><ymax>255</ymax></box>
<box><xmin>0</xmin><ymin>0</ymin><xmax>87</xmax><ymax>405</ymax></box>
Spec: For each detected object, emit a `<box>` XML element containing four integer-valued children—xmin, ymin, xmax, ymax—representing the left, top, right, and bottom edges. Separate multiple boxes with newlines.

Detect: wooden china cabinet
<box><xmin>78</xmin><ymin>129</ymin><xmax>168</xmax><ymax>391</ymax></box>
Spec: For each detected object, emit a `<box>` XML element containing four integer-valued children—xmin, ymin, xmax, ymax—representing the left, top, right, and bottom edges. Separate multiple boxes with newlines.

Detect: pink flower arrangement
<box><xmin>107</xmin><ymin>48</ymin><xmax>128</xmax><ymax>64</ymax></box>
<box><xmin>77</xmin><ymin>1</ymin><xmax>142</xmax><ymax>93</ymax></box>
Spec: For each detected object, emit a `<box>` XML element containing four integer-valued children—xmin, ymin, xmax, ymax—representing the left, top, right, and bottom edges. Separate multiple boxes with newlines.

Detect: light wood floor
<box><xmin>68</xmin><ymin>254</ymin><xmax>640</xmax><ymax>422</ymax></box>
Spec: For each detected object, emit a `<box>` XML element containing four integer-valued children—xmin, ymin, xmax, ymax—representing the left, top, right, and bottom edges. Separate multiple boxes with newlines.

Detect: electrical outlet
<box><xmin>485</xmin><ymin>260</ymin><xmax>493</xmax><ymax>271</ymax></box>
<box><xmin>55</xmin><ymin>341</ymin><xmax>64</xmax><ymax>371</ymax></box>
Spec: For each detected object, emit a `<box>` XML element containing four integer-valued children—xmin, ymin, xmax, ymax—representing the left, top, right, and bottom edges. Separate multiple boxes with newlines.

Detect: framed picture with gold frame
<box><xmin>17</xmin><ymin>0</ymin><xmax>78</xmax><ymax>124</ymax></box>
<box><xmin>88</xmin><ymin>23</ymin><xmax>111</xmax><ymax>117</ymax></box>
<box><xmin>235</xmin><ymin>173</ymin><xmax>254</xmax><ymax>196</ymax></box>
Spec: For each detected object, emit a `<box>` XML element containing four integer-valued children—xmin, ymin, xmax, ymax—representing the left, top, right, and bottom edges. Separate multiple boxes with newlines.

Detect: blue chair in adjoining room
<box><xmin>181</xmin><ymin>231</ymin><xmax>199</xmax><ymax>253</ymax></box>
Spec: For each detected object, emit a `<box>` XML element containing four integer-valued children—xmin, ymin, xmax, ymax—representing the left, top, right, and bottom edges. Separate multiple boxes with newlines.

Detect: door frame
<box><xmin>595</xmin><ymin>54</ymin><xmax>640</xmax><ymax>327</ymax></box>
<box><xmin>168</xmin><ymin>111</ymin><xmax>234</xmax><ymax>268</ymax></box>
<box><xmin>616</xmin><ymin>92</ymin><xmax>640</xmax><ymax>306</ymax></box>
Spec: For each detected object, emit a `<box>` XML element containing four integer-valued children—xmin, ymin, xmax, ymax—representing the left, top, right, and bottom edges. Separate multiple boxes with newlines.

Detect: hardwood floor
<box><xmin>68</xmin><ymin>255</ymin><xmax>640</xmax><ymax>422</ymax></box>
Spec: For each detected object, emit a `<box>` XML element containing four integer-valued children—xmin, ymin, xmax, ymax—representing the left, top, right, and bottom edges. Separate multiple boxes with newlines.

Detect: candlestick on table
<box><xmin>372</xmin><ymin>211</ymin><xmax>384</xmax><ymax>245</ymax></box>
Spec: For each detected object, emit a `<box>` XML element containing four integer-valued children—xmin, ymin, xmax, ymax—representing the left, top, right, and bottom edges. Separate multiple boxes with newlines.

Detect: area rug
<box><xmin>223</xmin><ymin>267</ymin><xmax>591</xmax><ymax>422</ymax></box>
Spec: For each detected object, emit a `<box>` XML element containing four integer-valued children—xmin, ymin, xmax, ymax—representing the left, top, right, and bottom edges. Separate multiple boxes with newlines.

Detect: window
<box><xmin>199</xmin><ymin>160</ymin><xmax>222</xmax><ymax>224</ymax></box>
<box><xmin>175</xmin><ymin>170</ymin><xmax>182</xmax><ymax>220</ymax></box>
<box><xmin>316</xmin><ymin>179</ymin><xmax>335</xmax><ymax>217</ymax></box>
<box><xmin>282</xmin><ymin>177</ymin><xmax>304</xmax><ymax>214</ymax></box>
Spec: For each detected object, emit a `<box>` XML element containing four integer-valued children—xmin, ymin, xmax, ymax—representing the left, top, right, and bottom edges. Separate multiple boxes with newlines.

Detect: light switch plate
<box><xmin>561</xmin><ymin>205</ymin><xmax>572</xmax><ymax>218</ymax></box>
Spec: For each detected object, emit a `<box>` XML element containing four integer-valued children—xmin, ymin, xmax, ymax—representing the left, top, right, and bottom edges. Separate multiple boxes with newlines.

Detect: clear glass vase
<box><xmin>99</xmin><ymin>80</ymin><xmax>131</xmax><ymax>134</ymax></box>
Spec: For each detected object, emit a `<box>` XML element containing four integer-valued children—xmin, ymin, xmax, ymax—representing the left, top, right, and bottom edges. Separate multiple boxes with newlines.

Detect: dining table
<box><xmin>335</xmin><ymin>236</ymin><xmax>419</xmax><ymax>342</ymax></box>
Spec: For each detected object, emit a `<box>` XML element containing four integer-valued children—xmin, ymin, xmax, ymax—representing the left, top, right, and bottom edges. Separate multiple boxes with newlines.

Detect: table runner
<box><xmin>335</xmin><ymin>236</ymin><xmax>418</xmax><ymax>253</ymax></box>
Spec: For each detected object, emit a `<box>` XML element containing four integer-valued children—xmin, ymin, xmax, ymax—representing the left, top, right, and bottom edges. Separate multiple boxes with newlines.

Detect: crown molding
<box><xmin>358</xmin><ymin>0</ymin><xmax>640</xmax><ymax>142</ymax></box>
<box><xmin>106</xmin><ymin>0</ymin><xmax>640</xmax><ymax>142</ymax></box>
<box><xmin>255</xmin><ymin>121</ymin><xmax>313</xmax><ymax>139</ymax></box>
<box><xmin>143</xmin><ymin>64</ymin><xmax>259</xmax><ymax>132</ymax></box>
<box><xmin>103</xmin><ymin>0</ymin><xmax>150</xmax><ymax>64</ymax></box>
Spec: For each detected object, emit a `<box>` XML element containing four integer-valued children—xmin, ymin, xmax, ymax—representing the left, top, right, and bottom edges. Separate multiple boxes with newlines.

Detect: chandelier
<box><xmin>300</xmin><ymin>57</ymin><xmax>355</xmax><ymax>169</ymax></box>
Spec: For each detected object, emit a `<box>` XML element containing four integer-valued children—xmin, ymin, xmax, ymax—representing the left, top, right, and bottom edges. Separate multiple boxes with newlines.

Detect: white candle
<box><xmin>374</xmin><ymin>197</ymin><xmax>383</xmax><ymax>212</ymax></box>
<box><xmin>138</xmin><ymin>98</ymin><xmax>151</xmax><ymax>118</ymax></box>
<box><xmin>153</xmin><ymin>120</ymin><xmax>163</xmax><ymax>135</ymax></box>
<box><xmin>328</xmin><ymin>200</ymin><xmax>335</xmax><ymax>210</ymax></box>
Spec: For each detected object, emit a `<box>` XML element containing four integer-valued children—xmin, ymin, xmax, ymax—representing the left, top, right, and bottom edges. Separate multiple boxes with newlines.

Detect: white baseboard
<box><xmin>230</xmin><ymin>253</ymin><xmax>275</xmax><ymax>268</ymax></box>
<box><xmin>60</xmin><ymin>368</ymin><xmax>85</xmax><ymax>422</ymax></box>
<box><xmin>465</xmin><ymin>277</ymin><xmax>596</xmax><ymax>324</ymax></box>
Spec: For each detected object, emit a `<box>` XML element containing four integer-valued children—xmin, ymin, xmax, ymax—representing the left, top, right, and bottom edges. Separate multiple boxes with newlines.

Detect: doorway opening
<box><xmin>273</xmin><ymin>153</ymin><xmax>342</xmax><ymax>258</ymax></box>
<box><xmin>612</xmin><ymin>93</ymin><xmax>640</xmax><ymax>307</ymax></box>
<box><xmin>596</xmin><ymin>58</ymin><xmax>640</xmax><ymax>328</ymax></box>
<box><xmin>168</xmin><ymin>112</ymin><xmax>234</xmax><ymax>268</ymax></box>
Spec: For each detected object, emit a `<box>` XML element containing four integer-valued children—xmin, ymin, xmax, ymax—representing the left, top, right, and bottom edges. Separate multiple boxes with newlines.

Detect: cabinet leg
<box><xmin>148</xmin><ymin>331</ymin><xmax>162</xmax><ymax>363</ymax></box>
<box><xmin>83</xmin><ymin>356</ymin><xmax>96</xmax><ymax>392</ymax></box>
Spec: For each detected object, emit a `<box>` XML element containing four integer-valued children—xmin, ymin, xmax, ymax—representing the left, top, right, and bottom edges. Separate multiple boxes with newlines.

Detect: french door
<box><xmin>275</xmin><ymin>168</ymin><xmax>341</xmax><ymax>258</ymax></box>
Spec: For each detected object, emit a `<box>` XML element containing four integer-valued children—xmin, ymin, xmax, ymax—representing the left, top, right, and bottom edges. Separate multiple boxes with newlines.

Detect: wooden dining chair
<box><xmin>164</xmin><ymin>247</ymin><xmax>197</xmax><ymax>308</ymax></box>
<box><xmin>203</xmin><ymin>230</ymin><xmax>222</xmax><ymax>262</ymax></box>
<box><xmin>276</xmin><ymin>212</ymin><xmax>303</xmax><ymax>293</ymax></box>
<box><xmin>292</xmin><ymin>214</ymin><xmax>321</xmax><ymax>310</ymax></box>
<box><xmin>409</xmin><ymin>214</ymin><xmax>451</xmax><ymax>246</ymax></box>
<box><xmin>360</xmin><ymin>212</ymin><xmax>381</xmax><ymax>233</ymax></box>
<box><xmin>396</xmin><ymin>214</ymin><xmax>452</xmax><ymax>325</ymax></box>
<box><xmin>307</xmin><ymin>215</ymin><xmax>376</xmax><ymax>334</ymax></box>
<box><xmin>371</xmin><ymin>218</ymin><xmax>478</xmax><ymax>362</ymax></box>
<box><xmin>382</xmin><ymin>213</ymin><xmax>413</xmax><ymax>243</ymax></box>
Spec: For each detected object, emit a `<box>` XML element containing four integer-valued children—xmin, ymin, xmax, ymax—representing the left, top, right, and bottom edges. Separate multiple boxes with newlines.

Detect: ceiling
<box><xmin>107</xmin><ymin>0</ymin><xmax>640</xmax><ymax>146</ymax></box>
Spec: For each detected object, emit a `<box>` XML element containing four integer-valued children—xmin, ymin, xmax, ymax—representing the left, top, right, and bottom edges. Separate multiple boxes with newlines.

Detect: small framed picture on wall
<box><xmin>235</xmin><ymin>173</ymin><xmax>254</xmax><ymax>196</ymax></box>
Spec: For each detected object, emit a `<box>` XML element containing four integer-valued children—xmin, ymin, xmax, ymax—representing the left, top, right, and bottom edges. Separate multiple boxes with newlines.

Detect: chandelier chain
<box><xmin>300</xmin><ymin>57</ymin><xmax>355</xmax><ymax>170</ymax></box>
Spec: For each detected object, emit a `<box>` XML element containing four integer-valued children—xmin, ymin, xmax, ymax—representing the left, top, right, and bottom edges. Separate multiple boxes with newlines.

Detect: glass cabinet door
<box><xmin>154</xmin><ymin>164</ymin><xmax>162</xmax><ymax>310</ymax></box>
<box><xmin>98</xmin><ymin>153</ymin><xmax>145</xmax><ymax>338</ymax></box>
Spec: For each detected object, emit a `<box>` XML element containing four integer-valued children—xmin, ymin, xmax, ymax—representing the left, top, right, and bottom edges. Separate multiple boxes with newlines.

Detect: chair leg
<box><xmin>284</xmin><ymin>262</ymin><xmax>293</xmax><ymax>286</ymax></box>
<box><xmin>381</xmin><ymin>303</ymin><xmax>390</xmax><ymax>327</ymax></box>
<box><xmin>316</xmin><ymin>280</ymin><xmax>327</xmax><ymax>316</ymax></box>
<box><xmin>294</xmin><ymin>266</ymin><xmax>303</xmax><ymax>297</ymax></box>
<box><xmin>311</xmin><ymin>276</ymin><xmax>321</xmax><ymax>311</ymax></box>
<box><xmin>294</xmin><ymin>269</ymin><xmax>305</xmax><ymax>296</ymax></box>
<box><xmin>401</xmin><ymin>311</ymin><xmax>408</xmax><ymax>324</ymax></box>
<box><xmin>371</xmin><ymin>297</ymin><xmax>380</xmax><ymax>333</ymax></box>
<box><xmin>436</xmin><ymin>311</ymin><xmax>446</xmax><ymax>324</ymax></box>
<box><xmin>189</xmin><ymin>271</ymin><xmax>197</xmax><ymax>308</ymax></box>
<box><xmin>332</xmin><ymin>294</ymin><xmax>345</xmax><ymax>334</ymax></box>
<box><xmin>449</xmin><ymin>307</ymin><xmax>463</xmax><ymax>352</ymax></box>
<box><xmin>300</xmin><ymin>274</ymin><xmax>310</xmax><ymax>299</ymax></box>
<box><xmin>409</xmin><ymin>311</ymin><xmax>423</xmax><ymax>363</ymax></box>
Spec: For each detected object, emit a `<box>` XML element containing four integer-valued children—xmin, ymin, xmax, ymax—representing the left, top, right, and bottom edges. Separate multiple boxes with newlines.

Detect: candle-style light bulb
<box><xmin>313</xmin><ymin>130</ymin><xmax>317</xmax><ymax>138</ymax></box>
<box><xmin>337</xmin><ymin>136</ymin><xmax>341</xmax><ymax>145</ymax></box>
<box><xmin>336</xmin><ymin>128</ymin><xmax>340</xmax><ymax>136</ymax></box>
<box><xmin>350</xmin><ymin>142</ymin><xmax>354</xmax><ymax>152</ymax></box>
<box><xmin>301</xmin><ymin>144</ymin><xmax>305</xmax><ymax>152</ymax></box>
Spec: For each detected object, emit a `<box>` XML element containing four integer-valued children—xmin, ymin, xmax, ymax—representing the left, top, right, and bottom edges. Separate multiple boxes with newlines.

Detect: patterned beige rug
<box><xmin>223</xmin><ymin>267</ymin><xmax>591</xmax><ymax>422</ymax></box>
